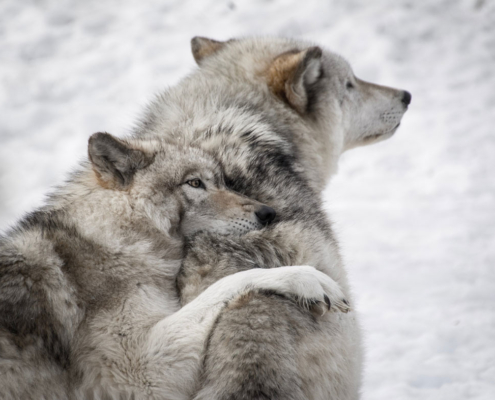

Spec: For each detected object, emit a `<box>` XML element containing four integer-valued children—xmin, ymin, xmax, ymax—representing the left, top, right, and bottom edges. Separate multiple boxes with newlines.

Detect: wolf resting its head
<box><xmin>87</xmin><ymin>132</ymin><xmax>275</xmax><ymax>239</ymax></box>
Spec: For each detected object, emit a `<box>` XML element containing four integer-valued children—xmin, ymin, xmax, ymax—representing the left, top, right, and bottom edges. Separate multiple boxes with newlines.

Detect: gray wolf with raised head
<box><xmin>153</xmin><ymin>36</ymin><xmax>411</xmax><ymax>399</ymax></box>
<box><xmin>0</xmin><ymin>133</ymin><xmax>345</xmax><ymax>399</ymax></box>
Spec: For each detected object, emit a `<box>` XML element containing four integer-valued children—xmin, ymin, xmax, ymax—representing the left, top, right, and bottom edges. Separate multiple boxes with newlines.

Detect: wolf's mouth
<box><xmin>363</xmin><ymin>123</ymin><xmax>401</xmax><ymax>143</ymax></box>
<box><xmin>382</xmin><ymin>122</ymin><xmax>401</xmax><ymax>136</ymax></box>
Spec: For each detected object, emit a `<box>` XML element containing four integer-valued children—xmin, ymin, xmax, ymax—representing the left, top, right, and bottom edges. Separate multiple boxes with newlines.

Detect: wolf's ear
<box><xmin>267</xmin><ymin>47</ymin><xmax>323</xmax><ymax>114</ymax></box>
<box><xmin>191</xmin><ymin>36</ymin><xmax>226</xmax><ymax>65</ymax></box>
<box><xmin>88</xmin><ymin>132</ymin><xmax>151</xmax><ymax>189</ymax></box>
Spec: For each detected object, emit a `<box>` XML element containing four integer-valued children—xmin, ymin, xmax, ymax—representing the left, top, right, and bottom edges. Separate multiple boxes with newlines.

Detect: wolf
<box><xmin>139</xmin><ymin>36</ymin><xmax>411</xmax><ymax>399</ymax></box>
<box><xmin>0</xmin><ymin>133</ymin><xmax>347</xmax><ymax>399</ymax></box>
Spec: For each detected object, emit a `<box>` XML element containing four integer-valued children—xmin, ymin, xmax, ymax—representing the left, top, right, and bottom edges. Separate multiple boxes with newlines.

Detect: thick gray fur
<box><xmin>0</xmin><ymin>36</ymin><xmax>409</xmax><ymax>399</ymax></box>
<box><xmin>2</xmin><ymin>132</ymin><xmax>344</xmax><ymax>399</ymax></box>
<box><xmin>167</xmin><ymin>37</ymin><xmax>410</xmax><ymax>399</ymax></box>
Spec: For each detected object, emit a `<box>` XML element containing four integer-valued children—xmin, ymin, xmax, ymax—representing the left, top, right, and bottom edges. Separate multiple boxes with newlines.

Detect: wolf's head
<box><xmin>87</xmin><ymin>132</ymin><xmax>275</xmax><ymax>238</ymax></box>
<box><xmin>190</xmin><ymin>36</ymin><xmax>410</xmax><ymax>179</ymax></box>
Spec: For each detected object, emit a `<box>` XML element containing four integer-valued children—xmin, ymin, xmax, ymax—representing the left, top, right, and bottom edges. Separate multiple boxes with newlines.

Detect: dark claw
<box><xmin>342</xmin><ymin>299</ymin><xmax>349</xmax><ymax>306</ymax></box>
<box><xmin>324</xmin><ymin>294</ymin><xmax>331</xmax><ymax>310</ymax></box>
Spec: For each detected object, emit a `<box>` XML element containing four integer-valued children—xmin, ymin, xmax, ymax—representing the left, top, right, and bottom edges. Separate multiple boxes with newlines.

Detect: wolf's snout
<box><xmin>255</xmin><ymin>206</ymin><xmax>276</xmax><ymax>225</ymax></box>
<box><xmin>401</xmin><ymin>91</ymin><xmax>412</xmax><ymax>106</ymax></box>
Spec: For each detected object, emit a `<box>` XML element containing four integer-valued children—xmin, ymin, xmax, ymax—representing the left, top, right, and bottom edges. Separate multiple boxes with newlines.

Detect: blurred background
<box><xmin>0</xmin><ymin>0</ymin><xmax>493</xmax><ymax>398</ymax></box>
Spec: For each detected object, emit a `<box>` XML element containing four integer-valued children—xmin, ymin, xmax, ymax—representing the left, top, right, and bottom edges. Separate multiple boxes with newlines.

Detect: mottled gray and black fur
<box><xmin>1</xmin><ymin>132</ymin><xmax>347</xmax><ymax>399</ymax></box>
<box><xmin>162</xmin><ymin>37</ymin><xmax>410</xmax><ymax>399</ymax></box>
<box><xmin>0</xmin><ymin>36</ymin><xmax>410</xmax><ymax>400</ymax></box>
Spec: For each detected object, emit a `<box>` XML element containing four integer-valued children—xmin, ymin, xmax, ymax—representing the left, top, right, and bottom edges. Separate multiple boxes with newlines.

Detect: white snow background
<box><xmin>0</xmin><ymin>0</ymin><xmax>494</xmax><ymax>398</ymax></box>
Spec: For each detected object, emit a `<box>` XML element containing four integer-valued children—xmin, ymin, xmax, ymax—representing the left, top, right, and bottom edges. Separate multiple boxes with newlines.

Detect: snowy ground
<box><xmin>1</xmin><ymin>0</ymin><xmax>494</xmax><ymax>399</ymax></box>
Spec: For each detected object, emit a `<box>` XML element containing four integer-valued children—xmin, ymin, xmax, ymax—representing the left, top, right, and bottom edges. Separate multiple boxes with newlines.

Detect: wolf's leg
<box><xmin>194</xmin><ymin>291</ymin><xmax>358</xmax><ymax>400</ymax></box>
<box><xmin>179</xmin><ymin>224</ymin><xmax>355</xmax><ymax>400</ymax></box>
<box><xmin>144</xmin><ymin>266</ymin><xmax>347</xmax><ymax>399</ymax></box>
<box><xmin>193</xmin><ymin>291</ymin><xmax>316</xmax><ymax>400</ymax></box>
<box><xmin>178</xmin><ymin>221</ymin><xmax>339</xmax><ymax>305</ymax></box>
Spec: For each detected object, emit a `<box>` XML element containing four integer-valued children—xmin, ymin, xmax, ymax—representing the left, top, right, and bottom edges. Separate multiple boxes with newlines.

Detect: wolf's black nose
<box><xmin>401</xmin><ymin>91</ymin><xmax>412</xmax><ymax>106</ymax></box>
<box><xmin>255</xmin><ymin>206</ymin><xmax>276</xmax><ymax>225</ymax></box>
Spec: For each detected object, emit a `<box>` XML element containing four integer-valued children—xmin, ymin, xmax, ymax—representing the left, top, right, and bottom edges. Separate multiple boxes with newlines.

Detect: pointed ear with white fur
<box><xmin>191</xmin><ymin>36</ymin><xmax>226</xmax><ymax>65</ymax></box>
<box><xmin>266</xmin><ymin>46</ymin><xmax>323</xmax><ymax>114</ymax></box>
<box><xmin>88</xmin><ymin>132</ymin><xmax>152</xmax><ymax>189</ymax></box>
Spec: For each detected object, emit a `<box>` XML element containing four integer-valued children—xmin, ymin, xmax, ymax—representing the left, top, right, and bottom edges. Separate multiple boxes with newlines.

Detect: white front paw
<box><xmin>258</xmin><ymin>266</ymin><xmax>351</xmax><ymax>316</ymax></box>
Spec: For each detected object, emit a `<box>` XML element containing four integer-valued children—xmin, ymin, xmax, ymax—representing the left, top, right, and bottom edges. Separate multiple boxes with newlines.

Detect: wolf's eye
<box><xmin>187</xmin><ymin>179</ymin><xmax>204</xmax><ymax>189</ymax></box>
<box><xmin>346</xmin><ymin>81</ymin><xmax>354</xmax><ymax>89</ymax></box>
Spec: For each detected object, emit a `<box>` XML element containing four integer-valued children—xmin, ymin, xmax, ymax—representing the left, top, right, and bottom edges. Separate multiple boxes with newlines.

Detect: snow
<box><xmin>1</xmin><ymin>0</ymin><xmax>494</xmax><ymax>398</ymax></box>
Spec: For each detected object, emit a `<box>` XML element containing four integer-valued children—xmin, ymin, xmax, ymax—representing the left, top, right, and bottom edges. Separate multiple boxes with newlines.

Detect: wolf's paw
<box><xmin>261</xmin><ymin>265</ymin><xmax>351</xmax><ymax>317</ymax></box>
